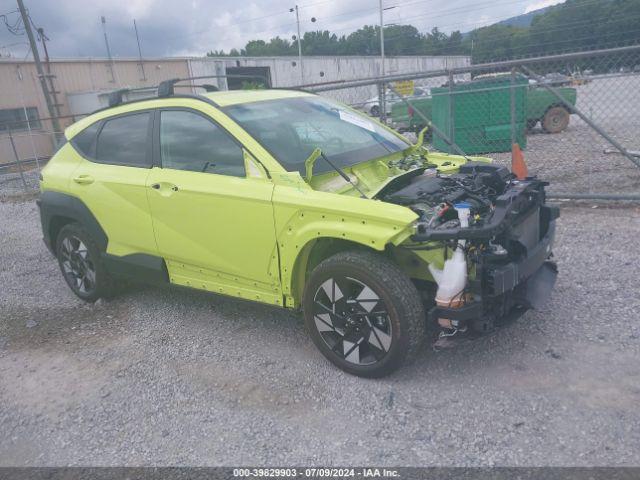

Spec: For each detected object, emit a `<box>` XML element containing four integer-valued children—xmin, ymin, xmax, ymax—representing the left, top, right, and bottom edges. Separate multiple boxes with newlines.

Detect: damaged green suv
<box><xmin>38</xmin><ymin>84</ymin><xmax>558</xmax><ymax>377</ymax></box>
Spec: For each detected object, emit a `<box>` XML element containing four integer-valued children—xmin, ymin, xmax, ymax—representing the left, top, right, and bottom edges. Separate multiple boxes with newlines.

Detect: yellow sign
<box><xmin>393</xmin><ymin>80</ymin><xmax>414</xmax><ymax>96</ymax></box>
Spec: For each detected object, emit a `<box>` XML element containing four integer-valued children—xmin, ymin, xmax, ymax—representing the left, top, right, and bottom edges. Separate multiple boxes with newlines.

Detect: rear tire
<box><xmin>542</xmin><ymin>106</ymin><xmax>570</xmax><ymax>133</ymax></box>
<box><xmin>56</xmin><ymin>223</ymin><xmax>114</xmax><ymax>302</ymax></box>
<box><xmin>303</xmin><ymin>250</ymin><xmax>425</xmax><ymax>378</ymax></box>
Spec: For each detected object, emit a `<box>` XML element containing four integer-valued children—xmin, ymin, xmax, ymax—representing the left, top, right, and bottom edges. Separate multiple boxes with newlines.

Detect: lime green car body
<box><xmin>39</xmin><ymin>89</ymin><xmax>488</xmax><ymax>309</ymax></box>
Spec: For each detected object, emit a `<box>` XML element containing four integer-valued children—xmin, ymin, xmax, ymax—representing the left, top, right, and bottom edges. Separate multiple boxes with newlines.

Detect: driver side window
<box><xmin>159</xmin><ymin>110</ymin><xmax>246</xmax><ymax>177</ymax></box>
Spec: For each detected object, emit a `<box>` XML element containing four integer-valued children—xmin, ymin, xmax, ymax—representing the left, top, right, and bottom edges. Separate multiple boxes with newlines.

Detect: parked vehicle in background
<box><xmin>362</xmin><ymin>87</ymin><xmax>428</xmax><ymax>117</ymax></box>
<box><xmin>394</xmin><ymin>83</ymin><xmax>577</xmax><ymax>136</ymax></box>
<box><xmin>542</xmin><ymin>72</ymin><xmax>573</xmax><ymax>86</ymax></box>
<box><xmin>526</xmin><ymin>86</ymin><xmax>577</xmax><ymax>133</ymax></box>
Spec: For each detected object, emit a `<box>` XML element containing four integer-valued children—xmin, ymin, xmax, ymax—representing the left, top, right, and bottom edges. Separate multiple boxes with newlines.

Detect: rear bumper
<box><xmin>428</xmin><ymin>216</ymin><xmax>558</xmax><ymax>329</ymax></box>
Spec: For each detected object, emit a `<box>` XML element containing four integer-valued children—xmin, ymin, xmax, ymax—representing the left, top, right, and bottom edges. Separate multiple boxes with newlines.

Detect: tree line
<box><xmin>207</xmin><ymin>0</ymin><xmax>640</xmax><ymax>63</ymax></box>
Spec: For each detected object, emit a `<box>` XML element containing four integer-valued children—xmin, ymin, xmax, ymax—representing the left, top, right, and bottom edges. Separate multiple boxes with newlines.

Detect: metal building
<box><xmin>0</xmin><ymin>54</ymin><xmax>470</xmax><ymax>166</ymax></box>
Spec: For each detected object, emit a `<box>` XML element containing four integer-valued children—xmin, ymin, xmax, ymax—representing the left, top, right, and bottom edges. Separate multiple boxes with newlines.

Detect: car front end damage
<box><xmin>379</xmin><ymin>161</ymin><xmax>558</xmax><ymax>342</ymax></box>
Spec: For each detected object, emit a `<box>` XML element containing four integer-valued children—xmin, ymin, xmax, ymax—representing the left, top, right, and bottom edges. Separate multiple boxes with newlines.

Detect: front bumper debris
<box><xmin>428</xmin><ymin>214</ymin><xmax>558</xmax><ymax>334</ymax></box>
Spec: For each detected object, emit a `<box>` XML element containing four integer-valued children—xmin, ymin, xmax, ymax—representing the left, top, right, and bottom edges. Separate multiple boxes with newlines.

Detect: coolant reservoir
<box><xmin>428</xmin><ymin>202</ymin><xmax>472</xmax><ymax>325</ymax></box>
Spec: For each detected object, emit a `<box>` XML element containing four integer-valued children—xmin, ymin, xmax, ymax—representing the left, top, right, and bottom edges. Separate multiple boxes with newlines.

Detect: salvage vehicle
<box><xmin>392</xmin><ymin>83</ymin><xmax>577</xmax><ymax>135</ymax></box>
<box><xmin>38</xmin><ymin>80</ymin><xmax>558</xmax><ymax>377</ymax></box>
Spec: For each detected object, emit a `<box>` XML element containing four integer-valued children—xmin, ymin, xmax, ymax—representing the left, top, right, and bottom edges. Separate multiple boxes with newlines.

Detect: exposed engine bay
<box><xmin>376</xmin><ymin>162</ymin><xmax>559</xmax><ymax>345</ymax></box>
<box><xmin>378</xmin><ymin>162</ymin><xmax>514</xmax><ymax>234</ymax></box>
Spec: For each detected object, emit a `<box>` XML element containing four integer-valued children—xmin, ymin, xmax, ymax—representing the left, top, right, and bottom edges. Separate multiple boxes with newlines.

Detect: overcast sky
<box><xmin>0</xmin><ymin>0</ymin><xmax>563</xmax><ymax>59</ymax></box>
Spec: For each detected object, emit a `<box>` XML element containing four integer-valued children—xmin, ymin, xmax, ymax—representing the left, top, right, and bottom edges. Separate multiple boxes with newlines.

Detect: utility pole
<box><xmin>379</xmin><ymin>0</ymin><xmax>386</xmax><ymax>121</ymax></box>
<box><xmin>36</xmin><ymin>27</ymin><xmax>61</xmax><ymax>118</ymax></box>
<box><xmin>101</xmin><ymin>16</ymin><xmax>117</xmax><ymax>83</ymax></box>
<box><xmin>133</xmin><ymin>19</ymin><xmax>146</xmax><ymax>81</ymax></box>
<box><xmin>16</xmin><ymin>0</ymin><xmax>61</xmax><ymax>139</ymax></box>
<box><xmin>379</xmin><ymin>0</ymin><xmax>385</xmax><ymax>79</ymax></box>
<box><xmin>290</xmin><ymin>5</ymin><xmax>304</xmax><ymax>85</ymax></box>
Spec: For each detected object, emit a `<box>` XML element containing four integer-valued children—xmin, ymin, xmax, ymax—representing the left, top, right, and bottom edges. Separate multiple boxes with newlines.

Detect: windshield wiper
<box><xmin>303</xmin><ymin>147</ymin><xmax>367</xmax><ymax>199</ymax></box>
<box><xmin>320</xmin><ymin>152</ymin><xmax>367</xmax><ymax>198</ymax></box>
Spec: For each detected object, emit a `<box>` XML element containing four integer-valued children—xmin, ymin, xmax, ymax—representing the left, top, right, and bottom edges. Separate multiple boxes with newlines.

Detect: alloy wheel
<box><xmin>59</xmin><ymin>235</ymin><xmax>96</xmax><ymax>295</ymax></box>
<box><xmin>312</xmin><ymin>276</ymin><xmax>393</xmax><ymax>366</ymax></box>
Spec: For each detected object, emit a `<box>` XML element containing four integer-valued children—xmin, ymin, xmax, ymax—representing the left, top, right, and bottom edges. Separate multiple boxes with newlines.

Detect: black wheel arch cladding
<box><xmin>38</xmin><ymin>191</ymin><xmax>108</xmax><ymax>253</ymax></box>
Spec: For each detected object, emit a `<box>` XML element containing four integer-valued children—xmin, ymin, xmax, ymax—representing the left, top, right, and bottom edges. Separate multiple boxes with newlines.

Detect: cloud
<box><xmin>524</xmin><ymin>0</ymin><xmax>563</xmax><ymax>14</ymax></box>
<box><xmin>0</xmin><ymin>0</ymin><xmax>552</xmax><ymax>58</ymax></box>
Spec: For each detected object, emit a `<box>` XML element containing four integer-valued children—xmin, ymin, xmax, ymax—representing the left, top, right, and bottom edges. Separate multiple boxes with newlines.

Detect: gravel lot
<box><xmin>1</xmin><ymin>197</ymin><xmax>639</xmax><ymax>466</ymax></box>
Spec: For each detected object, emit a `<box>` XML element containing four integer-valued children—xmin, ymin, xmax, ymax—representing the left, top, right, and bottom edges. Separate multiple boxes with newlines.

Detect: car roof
<box><xmin>65</xmin><ymin>89</ymin><xmax>313</xmax><ymax>139</ymax></box>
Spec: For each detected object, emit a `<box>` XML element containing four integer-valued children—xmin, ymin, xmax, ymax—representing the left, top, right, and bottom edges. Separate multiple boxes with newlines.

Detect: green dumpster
<box><xmin>432</xmin><ymin>75</ymin><xmax>528</xmax><ymax>154</ymax></box>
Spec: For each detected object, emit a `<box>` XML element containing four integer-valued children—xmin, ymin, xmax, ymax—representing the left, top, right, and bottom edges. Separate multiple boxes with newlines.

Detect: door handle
<box><xmin>150</xmin><ymin>182</ymin><xmax>179</xmax><ymax>193</ymax></box>
<box><xmin>73</xmin><ymin>174</ymin><xmax>94</xmax><ymax>185</ymax></box>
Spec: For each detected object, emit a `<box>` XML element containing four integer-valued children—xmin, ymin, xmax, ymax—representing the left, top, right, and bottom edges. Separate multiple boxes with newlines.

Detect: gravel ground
<box><xmin>1</xmin><ymin>198</ymin><xmax>639</xmax><ymax>467</ymax></box>
<box><xmin>0</xmin><ymin>169</ymin><xmax>39</xmax><ymax>199</ymax></box>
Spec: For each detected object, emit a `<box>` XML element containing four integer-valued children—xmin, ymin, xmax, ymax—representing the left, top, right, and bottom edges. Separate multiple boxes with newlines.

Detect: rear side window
<box><xmin>71</xmin><ymin>122</ymin><xmax>100</xmax><ymax>158</ymax></box>
<box><xmin>96</xmin><ymin>113</ymin><xmax>150</xmax><ymax>167</ymax></box>
<box><xmin>159</xmin><ymin>110</ymin><xmax>245</xmax><ymax>177</ymax></box>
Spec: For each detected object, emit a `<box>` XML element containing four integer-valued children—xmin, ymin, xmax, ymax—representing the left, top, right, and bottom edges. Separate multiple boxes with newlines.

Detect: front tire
<box><xmin>303</xmin><ymin>251</ymin><xmax>425</xmax><ymax>378</ymax></box>
<box><xmin>370</xmin><ymin>105</ymin><xmax>380</xmax><ymax>117</ymax></box>
<box><xmin>542</xmin><ymin>106</ymin><xmax>570</xmax><ymax>133</ymax></box>
<box><xmin>56</xmin><ymin>223</ymin><xmax>114</xmax><ymax>302</ymax></box>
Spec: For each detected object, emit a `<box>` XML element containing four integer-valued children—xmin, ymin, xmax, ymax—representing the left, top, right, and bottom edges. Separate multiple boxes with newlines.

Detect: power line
<box><xmin>204</xmin><ymin>0</ymin><xmax>548</xmax><ymax>50</ymax></box>
<box><xmin>207</xmin><ymin>0</ymin><xmax>626</xmax><ymax>55</ymax></box>
<box><xmin>378</xmin><ymin>4</ymin><xmax>638</xmax><ymax>46</ymax></box>
<box><xmin>1</xmin><ymin>9</ymin><xmax>24</xmax><ymax>36</ymax></box>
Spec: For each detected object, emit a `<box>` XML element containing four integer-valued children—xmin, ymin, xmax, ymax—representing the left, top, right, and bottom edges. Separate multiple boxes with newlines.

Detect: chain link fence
<box><xmin>2</xmin><ymin>45</ymin><xmax>639</xmax><ymax>200</ymax></box>
<box><xmin>310</xmin><ymin>45</ymin><xmax>640</xmax><ymax>200</ymax></box>
<box><xmin>0</xmin><ymin>108</ymin><xmax>71</xmax><ymax>197</ymax></box>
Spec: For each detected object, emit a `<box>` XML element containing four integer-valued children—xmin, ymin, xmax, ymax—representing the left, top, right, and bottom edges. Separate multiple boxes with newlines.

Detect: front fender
<box><xmin>272</xmin><ymin>185</ymin><xmax>417</xmax><ymax>307</ymax></box>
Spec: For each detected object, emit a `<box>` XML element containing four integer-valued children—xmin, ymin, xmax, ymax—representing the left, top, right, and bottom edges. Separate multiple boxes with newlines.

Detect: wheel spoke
<box><xmin>61</xmin><ymin>260</ymin><xmax>73</xmax><ymax>274</ymax></box>
<box><xmin>320</xmin><ymin>278</ymin><xmax>343</xmax><ymax>304</ymax></box>
<box><xmin>84</xmin><ymin>267</ymin><xmax>96</xmax><ymax>285</ymax></box>
<box><xmin>314</xmin><ymin>313</ymin><xmax>335</xmax><ymax>332</ymax></box>
<box><xmin>367</xmin><ymin>324</ymin><xmax>392</xmax><ymax>352</ymax></box>
<box><xmin>61</xmin><ymin>237</ymin><xmax>73</xmax><ymax>255</ymax></box>
<box><xmin>355</xmin><ymin>284</ymin><xmax>380</xmax><ymax>312</ymax></box>
<box><xmin>343</xmin><ymin>338</ymin><xmax>363</xmax><ymax>364</ymax></box>
<box><xmin>315</xmin><ymin>300</ymin><xmax>338</xmax><ymax>317</ymax></box>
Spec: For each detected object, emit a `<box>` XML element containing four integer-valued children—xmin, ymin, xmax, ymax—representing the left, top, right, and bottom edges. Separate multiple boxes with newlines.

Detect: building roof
<box><xmin>202</xmin><ymin>89</ymin><xmax>310</xmax><ymax>106</ymax></box>
<box><xmin>0</xmin><ymin>54</ymin><xmax>470</xmax><ymax>65</ymax></box>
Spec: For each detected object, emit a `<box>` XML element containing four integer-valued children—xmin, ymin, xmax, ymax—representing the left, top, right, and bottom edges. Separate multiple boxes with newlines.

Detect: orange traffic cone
<box><xmin>511</xmin><ymin>143</ymin><xmax>528</xmax><ymax>180</ymax></box>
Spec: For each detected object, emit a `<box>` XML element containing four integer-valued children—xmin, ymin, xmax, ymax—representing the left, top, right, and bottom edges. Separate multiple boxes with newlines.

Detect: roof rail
<box><xmin>157</xmin><ymin>74</ymin><xmax>271</xmax><ymax>97</ymax></box>
<box><xmin>107</xmin><ymin>86</ymin><xmax>158</xmax><ymax>107</ymax></box>
<box><xmin>105</xmin><ymin>74</ymin><xmax>271</xmax><ymax>108</ymax></box>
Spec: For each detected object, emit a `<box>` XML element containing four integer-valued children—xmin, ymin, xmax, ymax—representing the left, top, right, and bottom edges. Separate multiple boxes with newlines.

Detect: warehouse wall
<box><xmin>0</xmin><ymin>58</ymin><xmax>190</xmax><ymax>165</ymax></box>
<box><xmin>190</xmin><ymin>55</ymin><xmax>471</xmax><ymax>104</ymax></box>
<box><xmin>0</xmin><ymin>55</ymin><xmax>470</xmax><ymax>165</ymax></box>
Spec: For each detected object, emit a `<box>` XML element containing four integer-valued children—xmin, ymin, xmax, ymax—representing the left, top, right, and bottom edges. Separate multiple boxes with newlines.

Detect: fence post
<box><xmin>8</xmin><ymin>128</ymin><xmax>29</xmax><ymax>191</ymax></box>
<box><xmin>388</xmin><ymin>84</ymin><xmax>471</xmax><ymax>162</ymax></box>
<box><xmin>448</xmin><ymin>70</ymin><xmax>455</xmax><ymax>154</ymax></box>
<box><xmin>510</xmin><ymin>68</ymin><xmax>516</xmax><ymax>147</ymax></box>
<box><xmin>379</xmin><ymin>82</ymin><xmax>386</xmax><ymax>122</ymax></box>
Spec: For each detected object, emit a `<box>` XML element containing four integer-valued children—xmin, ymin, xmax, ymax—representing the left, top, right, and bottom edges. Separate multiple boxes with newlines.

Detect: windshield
<box><xmin>223</xmin><ymin>96</ymin><xmax>409</xmax><ymax>175</ymax></box>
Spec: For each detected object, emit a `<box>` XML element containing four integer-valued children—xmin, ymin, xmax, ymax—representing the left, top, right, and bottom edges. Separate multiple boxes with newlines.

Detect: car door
<box><xmin>67</xmin><ymin>110</ymin><xmax>158</xmax><ymax>259</ymax></box>
<box><xmin>146</xmin><ymin>108</ymin><xmax>281</xmax><ymax>305</ymax></box>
